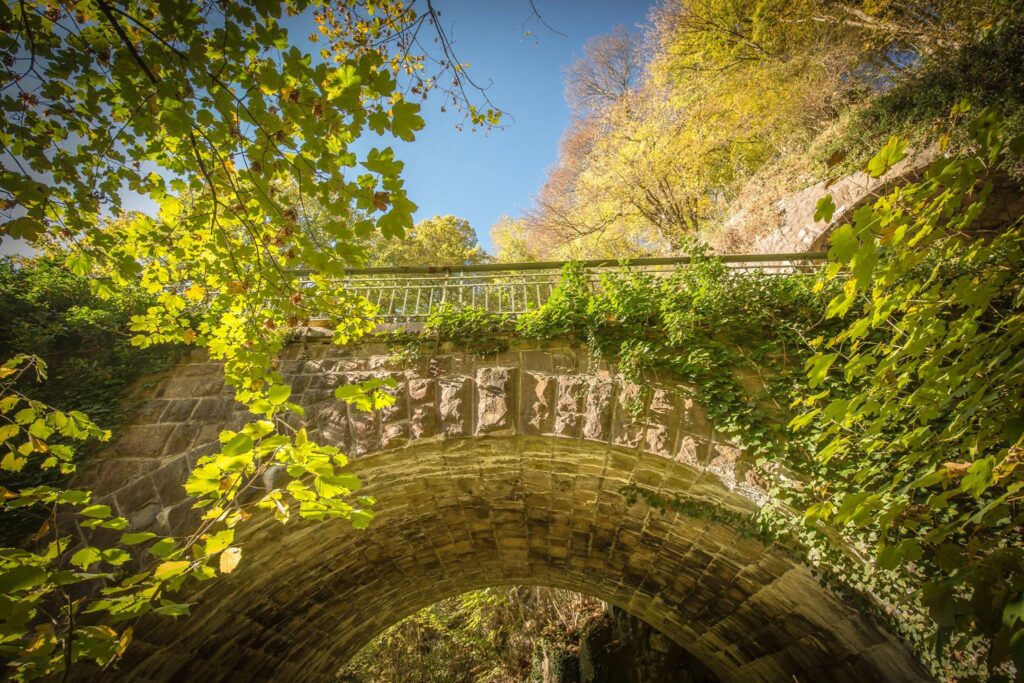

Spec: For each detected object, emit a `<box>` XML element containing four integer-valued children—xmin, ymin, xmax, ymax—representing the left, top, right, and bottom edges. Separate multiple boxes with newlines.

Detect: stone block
<box><xmin>408</xmin><ymin>378</ymin><xmax>438</xmax><ymax>440</ymax></box>
<box><xmin>439</xmin><ymin>376</ymin><xmax>472</xmax><ymax>436</ymax></box>
<box><xmin>520</xmin><ymin>371</ymin><xmax>556</xmax><ymax>435</ymax></box>
<box><xmin>582</xmin><ymin>378</ymin><xmax>615</xmax><ymax>442</ymax></box>
<box><xmin>114</xmin><ymin>424</ymin><xmax>176</xmax><ymax>457</ymax></box>
<box><xmin>475</xmin><ymin>366</ymin><xmax>516</xmax><ymax>434</ymax></box>
<box><xmin>114</xmin><ymin>475</ymin><xmax>160</xmax><ymax>516</ymax></box>
<box><xmin>553</xmin><ymin>375</ymin><xmax>588</xmax><ymax>438</ymax></box>
<box><xmin>162</xmin><ymin>423</ymin><xmax>201</xmax><ymax>456</ymax></box>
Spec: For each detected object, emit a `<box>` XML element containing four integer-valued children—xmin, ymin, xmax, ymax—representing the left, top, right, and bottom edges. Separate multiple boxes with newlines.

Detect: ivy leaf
<box><xmin>866</xmin><ymin>136</ymin><xmax>908</xmax><ymax>177</ymax></box>
<box><xmin>814</xmin><ymin>194</ymin><xmax>836</xmax><ymax>223</ymax></box>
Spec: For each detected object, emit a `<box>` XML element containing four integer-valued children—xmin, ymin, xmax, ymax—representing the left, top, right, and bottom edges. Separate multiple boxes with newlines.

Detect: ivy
<box><xmin>411</xmin><ymin>110</ymin><xmax>1024</xmax><ymax>680</ymax></box>
<box><xmin>792</xmin><ymin>110</ymin><xmax>1024</xmax><ymax>679</ymax></box>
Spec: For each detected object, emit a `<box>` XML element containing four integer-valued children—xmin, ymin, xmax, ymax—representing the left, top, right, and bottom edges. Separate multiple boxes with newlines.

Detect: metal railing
<box><xmin>298</xmin><ymin>252</ymin><xmax>828</xmax><ymax>323</ymax></box>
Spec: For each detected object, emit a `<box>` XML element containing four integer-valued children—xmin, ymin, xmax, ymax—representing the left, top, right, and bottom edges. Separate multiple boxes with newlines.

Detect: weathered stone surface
<box><xmin>408</xmin><ymin>378</ymin><xmax>438</xmax><ymax>440</ymax></box>
<box><xmin>81</xmin><ymin>339</ymin><xmax>930</xmax><ymax>683</ymax></box>
<box><xmin>644</xmin><ymin>389</ymin><xmax>678</xmax><ymax>457</ymax></box>
<box><xmin>582</xmin><ymin>379</ymin><xmax>614</xmax><ymax>442</ymax></box>
<box><xmin>611</xmin><ymin>382</ymin><xmax>646</xmax><ymax>448</ymax></box>
<box><xmin>475</xmin><ymin>366</ymin><xmax>515</xmax><ymax>434</ymax></box>
<box><xmin>379</xmin><ymin>377</ymin><xmax>409</xmax><ymax>449</ymax></box>
<box><xmin>521</xmin><ymin>371</ymin><xmax>556</xmax><ymax>434</ymax></box>
<box><xmin>554</xmin><ymin>375</ymin><xmax>588</xmax><ymax>438</ymax></box>
<box><xmin>439</xmin><ymin>376</ymin><xmax>472</xmax><ymax>436</ymax></box>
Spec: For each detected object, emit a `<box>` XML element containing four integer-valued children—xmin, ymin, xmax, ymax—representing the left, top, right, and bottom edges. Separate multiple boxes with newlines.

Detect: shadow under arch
<box><xmin>117</xmin><ymin>436</ymin><xmax>930</xmax><ymax>683</ymax></box>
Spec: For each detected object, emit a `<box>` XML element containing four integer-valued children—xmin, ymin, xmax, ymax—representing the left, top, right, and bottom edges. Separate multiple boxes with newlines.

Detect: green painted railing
<box><xmin>299</xmin><ymin>252</ymin><xmax>828</xmax><ymax>322</ymax></box>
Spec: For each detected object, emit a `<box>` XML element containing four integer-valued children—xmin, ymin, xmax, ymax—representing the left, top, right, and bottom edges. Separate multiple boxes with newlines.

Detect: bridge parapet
<box><xmin>82</xmin><ymin>335</ymin><xmax>767</xmax><ymax>536</ymax></box>
<box><xmin>299</xmin><ymin>252</ymin><xmax>826</xmax><ymax>322</ymax></box>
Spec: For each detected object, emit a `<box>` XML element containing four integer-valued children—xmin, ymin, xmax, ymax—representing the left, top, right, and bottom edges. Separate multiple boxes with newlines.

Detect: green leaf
<box><xmin>0</xmin><ymin>564</ymin><xmax>47</xmax><ymax>593</ymax></box>
<box><xmin>80</xmin><ymin>504</ymin><xmax>112</xmax><ymax>519</ymax></box>
<box><xmin>149</xmin><ymin>538</ymin><xmax>178</xmax><ymax>559</ymax></box>
<box><xmin>222</xmin><ymin>433</ymin><xmax>254</xmax><ymax>458</ymax></box>
<box><xmin>2</xmin><ymin>217</ymin><xmax>46</xmax><ymax>240</ymax></box>
<box><xmin>814</xmin><ymin>194</ymin><xmax>836</xmax><ymax>223</ymax></box>
<box><xmin>1</xmin><ymin>451</ymin><xmax>27</xmax><ymax>472</ymax></box>
<box><xmin>267</xmin><ymin>384</ymin><xmax>291</xmax><ymax>406</ymax></box>
<box><xmin>154</xmin><ymin>600</ymin><xmax>192</xmax><ymax>617</ymax></box>
<box><xmin>390</xmin><ymin>100</ymin><xmax>424</xmax><ymax>142</ymax></box>
<box><xmin>203</xmin><ymin>529</ymin><xmax>234</xmax><ymax>556</ymax></box>
<box><xmin>120</xmin><ymin>532</ymin><xmax>157</xmax><ymax>545</ymax></box>
<box><xmin>961</xmin><ymin>457</ymin><xmax>995</xmax><ymax>498</ymax></box>
<box><xmin>805</xmin><ymin>354</ymin><xmax>837</xmax><ymax>389</ymax></box>
<box><xmin>153</xmin><ymin>561</ymin><xmax>191</xmax><ymax>581</ymax></box>
<box><xmin>866</xmin><ymin>136</ymin><xmax>908</xmax><ymax>178</ymax></box>
<box><xmin>102</xmin><ymin>549</ymin><xmax>132</xmax><ymax>566</ymax></box>
<box><xmin>71</xmin><ymin>546</ymin><xmax>103</xmax><ymax>570</ymax></box>
<box><xmin>1004</xmin><ymin>599</ymin><xmax>1024</xmax><ymax>627</ymax></box>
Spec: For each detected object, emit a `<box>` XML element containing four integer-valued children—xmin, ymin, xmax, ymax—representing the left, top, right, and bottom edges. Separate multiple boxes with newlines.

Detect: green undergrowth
<box><xmin>817</xmin><ymin>18</ymin><xmax>1024</xmax><ymax>178</ymax></box>
<box><xmin>338</xmin><ymin>587</ymin><xmax>604</xmax><ymax>683</ymax></box>
<box><xmin>0</xmin><ymin>258</ymin><xmax>184</xmax><ymax>544</ymax></box>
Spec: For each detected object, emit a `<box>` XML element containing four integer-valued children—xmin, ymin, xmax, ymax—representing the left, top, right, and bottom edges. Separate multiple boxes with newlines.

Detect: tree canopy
<box><xmin>502</xmin><ymin>0</ymin><xmax>1022</xmax><ymax>259</ymax></box>
<box><xmin>0</xmin><ymin>0</ymin><xmax>489</xmax><ymax>677</ymax></box>
<box><xmin>364</xmin><ymin>214</ymin><xmax>487</xmax><ymax>267</ymax></box>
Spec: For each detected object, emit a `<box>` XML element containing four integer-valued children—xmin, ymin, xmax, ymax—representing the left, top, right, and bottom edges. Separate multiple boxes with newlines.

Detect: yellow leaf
<box><xmin>116</xmin><ymin>627</ymin><xmax>133</xmax><ymax>658</ymax></box>
<box><xmin>219</xmin><ymin>546</ymin><xmax>242</xmax><ymax>574</ymax></box>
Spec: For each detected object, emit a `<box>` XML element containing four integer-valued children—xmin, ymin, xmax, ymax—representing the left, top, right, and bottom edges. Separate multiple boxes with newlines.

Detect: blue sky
<box><xmin>356</xmin><ymin>0</ymin><xmax>654</xmax><ymax>253</ymax></box>
<box><xmin>1</xmin><ymin>1</ymin><xmax>654</xmax><ymax>258</ymax></box>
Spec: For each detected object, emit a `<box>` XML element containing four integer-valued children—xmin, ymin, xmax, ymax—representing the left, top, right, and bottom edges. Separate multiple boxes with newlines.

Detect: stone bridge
<box><xmin>81</xmin><ymin>334</ymin><xmax>932</xmax><ymax>683</ymax></box>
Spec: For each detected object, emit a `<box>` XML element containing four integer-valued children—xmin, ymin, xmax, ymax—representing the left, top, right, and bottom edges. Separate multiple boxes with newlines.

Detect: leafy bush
<box><xmin>0</xmin><ymin>258</ymin><xmax>181</xmax><ymax>424</ymax></box>
<box><xmin>820</xmin><ymin>18</ymin><xmax>1024</xmax><ymax>175</ymax></box>
<box><xmin>793</xmin><ymin>110</ymin><xmax>1024</xmax><ymax>679</ymax></box>
<box><xmin>0</xmin><ymin>258</ymin><xmax>182</xmax><ymax>544</ymax></box>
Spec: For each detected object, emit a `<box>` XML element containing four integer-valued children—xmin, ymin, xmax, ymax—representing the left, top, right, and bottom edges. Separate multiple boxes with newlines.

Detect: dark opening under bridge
<box><xmin>81</xmin><ymin>255</ymin><xmax>932</xmax><ymax>683</ymax></box>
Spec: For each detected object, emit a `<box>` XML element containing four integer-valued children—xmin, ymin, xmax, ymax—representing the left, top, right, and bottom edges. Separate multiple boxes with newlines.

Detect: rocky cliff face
<box><xmin>715</xmin><ymin>145</ymin><xmax>939</xmax><ymax>255</ymax></box>
<box><xmin>715</xmin><ymin>143</ymin><xmax>1023</xmax><ymax>256</ymax></box>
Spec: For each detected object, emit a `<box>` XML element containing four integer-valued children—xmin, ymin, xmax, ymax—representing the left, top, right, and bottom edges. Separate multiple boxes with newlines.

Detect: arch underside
<box><xmin>116</xmin><ymin>436</ymin><xmax>928</xmax><ymax>683</ymax></box>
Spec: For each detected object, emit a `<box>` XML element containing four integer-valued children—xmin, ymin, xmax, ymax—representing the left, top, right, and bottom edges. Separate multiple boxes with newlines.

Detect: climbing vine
<box><xmin>793</xmin><ymin>108</ymin><xmax>1024</xmax><ymax>680</ymax></box>
<box><xmin>418</xmin><ymin>109</ymin><xmax>1024</xmax><ymax>680</ymax></box>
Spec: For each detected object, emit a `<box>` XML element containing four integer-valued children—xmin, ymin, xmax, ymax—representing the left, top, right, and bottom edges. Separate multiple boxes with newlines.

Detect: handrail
<box><xmin>290</xmin><ymin>252</ymin><xmax>828</xmax><ymax>277</ymax></box>
<box><xmin>294</xmin><ymin>252</ymin><xmax>830</xmax><ymax>322</ymax></box>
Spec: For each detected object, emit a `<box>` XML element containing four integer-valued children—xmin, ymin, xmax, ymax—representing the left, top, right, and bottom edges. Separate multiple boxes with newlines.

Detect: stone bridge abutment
<box><xmin>79</xmin><ymin>335</ymin><xmax>931</xmax><ymax>682</ymax></box>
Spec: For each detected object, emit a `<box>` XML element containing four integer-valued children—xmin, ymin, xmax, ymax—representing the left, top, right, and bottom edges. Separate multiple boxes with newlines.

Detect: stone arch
<box><xmin>84</xmin><ymin>339</ymin><xmax>931</xmax><ymax>682</ymax></box>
